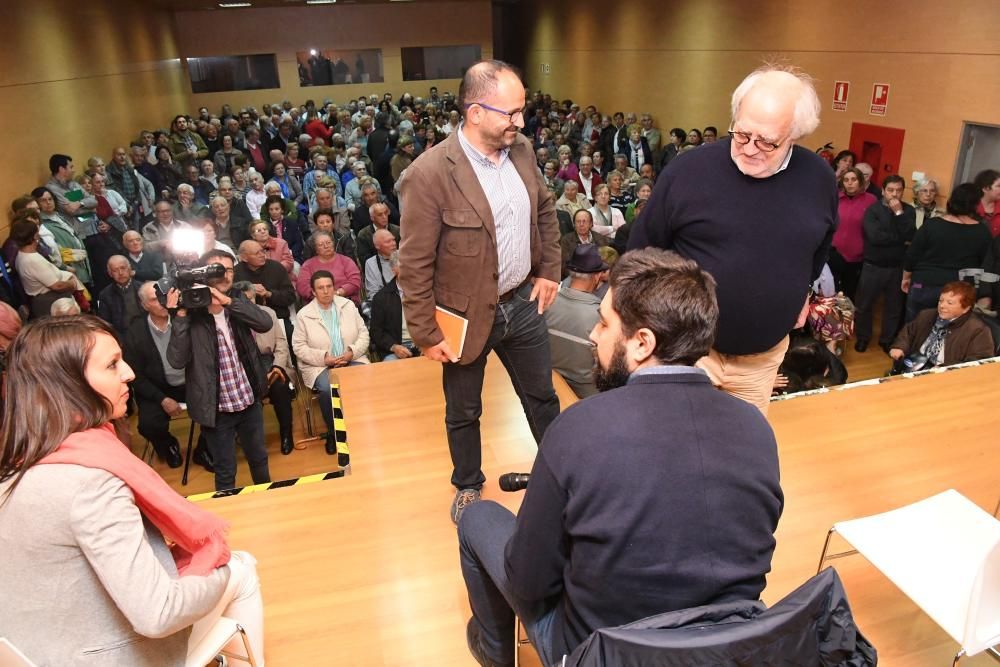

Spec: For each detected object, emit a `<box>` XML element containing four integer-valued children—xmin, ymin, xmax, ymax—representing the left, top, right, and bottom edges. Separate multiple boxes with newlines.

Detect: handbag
<box><xmin>807</xmin><ymin>292</ymin><xmax>855</xmax><ymax>342</ymax></box>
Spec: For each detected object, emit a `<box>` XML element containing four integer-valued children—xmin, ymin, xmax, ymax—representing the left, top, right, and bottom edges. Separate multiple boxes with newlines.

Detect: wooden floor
<box><xmin>143</xmin><ymin>353</ymin><xmax>1000</xmax><ymax>666</ymax></box>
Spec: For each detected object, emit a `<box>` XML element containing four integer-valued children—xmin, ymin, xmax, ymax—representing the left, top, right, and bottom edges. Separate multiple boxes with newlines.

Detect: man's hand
<box><xmin>390</xmin><ymin>344</ymin><xmax>413</xmax><ymax>359</ymax></box>
<box><xmin>772</xmin><ymin>373</ymin><xmax>789</xmax><ymax>395</ymax></box>
<box><xmin>901</xmin><ymin>275</ymin><xmax>912</xmax><ymax>294</ymax></box>
<box><xmin>887</xmin><ymin>197</ymin><xmax>904</xmax><ymax>215</ymax></box>
<box><xmin>424</xmin><ymin>340</ymin><xmax>458</xmax><ymax>363</ymax></box>
<box><xmin>64</xmin><ymin>201</ymin><xmax>81</xmax><ymax>214</ymax></box>
<box><xmin>890</xmin><ymin>348</ymin><xmax>905</xmax><ymax>361</ymax></box>
<box><xmin>795</xmin><ymin>294</ymin><xmax>811</xmax><ymax>329</ymax></box>
<box><xmin>161</xmin><ymin>397</ymin><xmax>183</xmax><ymax>417</ymax></box>
<box><xmin>253</xmin><ymin>283</ymin><xmax>270</xmax><ymax>299</ymax></box>
<box><xmin>208</xmin><ymin>285</ymin><xmax>232</xmax><ymax>307</ymax></box>
<box><xmin>529</xmin><ymin>277</ymin><xmax>559</xmax><ymax>314</ymax></box>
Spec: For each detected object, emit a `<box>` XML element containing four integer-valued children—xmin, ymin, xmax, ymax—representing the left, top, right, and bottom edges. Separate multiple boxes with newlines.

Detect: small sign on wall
<box><xmin>870</xmin><ymin>83</ymin><xmax>890</xmax><ymax>116</ymax></box>
<box><xmin>540</xmin><ymin>63</ymin><xmax>551</xmax><ymax>76</ymax></box>
<box><xmin>833</xmin><ymin>81</ymin><xmax>850</xmax><ymax>111</ymax></box>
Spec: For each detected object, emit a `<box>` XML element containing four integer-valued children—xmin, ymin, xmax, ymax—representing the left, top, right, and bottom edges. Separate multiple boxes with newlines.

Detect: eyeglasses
<box><xmin>466</xmin><ymin>102</ymin><xmax>525</xmax><ymax>124</ymax></box>
<box><xmin>728</xmin><ymin>128</ymin><xmax>783</xmax><ymax>153</ymax></box>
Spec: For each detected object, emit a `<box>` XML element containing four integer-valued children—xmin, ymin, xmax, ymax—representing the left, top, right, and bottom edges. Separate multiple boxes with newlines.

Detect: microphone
<box><xmin>498</xmin><ymin>472</ymin><xmax>531</xmax><ymax>492</ymax></box>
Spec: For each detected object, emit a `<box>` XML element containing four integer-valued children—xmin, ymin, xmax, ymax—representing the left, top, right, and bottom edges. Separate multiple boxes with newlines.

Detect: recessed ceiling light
<box><xmin>306</xmin><ymin>0</ymin><xmax>336</xmax><ymax>4</ymax></box>
<box><xmin>218</xmin><ymin>2</ymin><xmax>251</xmax><ymax>7</ymax></box>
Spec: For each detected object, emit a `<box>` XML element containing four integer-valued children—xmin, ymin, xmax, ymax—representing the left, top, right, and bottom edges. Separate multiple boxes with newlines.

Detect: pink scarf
<box><xmin>39</xmin><ymin>424</ymin><xmax>230</xmax><ymax>576</ymax></box>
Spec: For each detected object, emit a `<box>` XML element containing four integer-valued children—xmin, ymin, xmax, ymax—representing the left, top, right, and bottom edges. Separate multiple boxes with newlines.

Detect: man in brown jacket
<box><xmin>399</xmin><ymin>60</ymin><xmax>562</xmax><ymax>524</ymax></box>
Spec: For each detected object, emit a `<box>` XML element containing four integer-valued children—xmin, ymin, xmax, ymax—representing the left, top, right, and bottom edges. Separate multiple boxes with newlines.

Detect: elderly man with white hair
<box><xmin>629</xmin><ymin>63</ymin><xmax>838</xmax><ymax>414</ymax></box>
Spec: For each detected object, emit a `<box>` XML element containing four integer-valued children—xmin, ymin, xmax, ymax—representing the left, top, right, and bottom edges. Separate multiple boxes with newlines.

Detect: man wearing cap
<box><xmin>390</xmin><ymin>135</ymin><xmax>416</xmax><ymax>186</ymax></box>
<box><xmin>559</xmin><ymin>209</ymin><xmax>608</xmax><ymax>278</ymax></box>
<box><xmin>545</xmin><ymin>245</ymin><xmax>606</xmax><ymax>398</ymax></box>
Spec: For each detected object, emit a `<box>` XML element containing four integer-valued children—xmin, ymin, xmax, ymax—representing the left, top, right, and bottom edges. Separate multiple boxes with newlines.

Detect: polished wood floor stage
<box><xmin>147</xmin><ymin>355</ymin><xmax>999</xmax><ymax>666</ymax></box>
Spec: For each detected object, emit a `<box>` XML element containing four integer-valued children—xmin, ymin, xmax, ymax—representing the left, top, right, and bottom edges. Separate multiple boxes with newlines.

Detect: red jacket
<box><xmin>304</xmin><ymin>118</ymin><xmax>332</xmax><ymax>145</ymax></box>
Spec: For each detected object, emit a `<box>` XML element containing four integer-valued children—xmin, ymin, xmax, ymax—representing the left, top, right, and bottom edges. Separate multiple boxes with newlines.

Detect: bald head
<box><xmin>373</xmin><ymin>228</ymin><xmax>397</xmax><ymax>257</ymax></box>
<box><xmin>731</xmin><ymin>65</ymin><xmax>820</xmax><ymax>141</ymax></box>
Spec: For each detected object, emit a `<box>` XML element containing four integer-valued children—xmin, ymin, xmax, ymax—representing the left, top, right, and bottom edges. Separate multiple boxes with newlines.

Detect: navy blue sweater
<box><xmin>504</xmin><ymin>370</ymin><xmax>783</xmax><ymax>659</ymax></box>
<box><xmin>628</xmin><ymin>139</ymin><xmax>838</xmax><ymax>355</ymax></box>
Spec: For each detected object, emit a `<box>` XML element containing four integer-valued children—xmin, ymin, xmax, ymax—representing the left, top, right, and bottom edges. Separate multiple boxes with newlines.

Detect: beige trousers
<box><xmin>697</xmin><ymin>335</ymin><xmax>789</xmax><ymax>416</ymax></box>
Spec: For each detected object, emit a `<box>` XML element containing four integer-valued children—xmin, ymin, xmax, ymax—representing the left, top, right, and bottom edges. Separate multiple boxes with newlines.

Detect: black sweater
<box><xmin>234</xmin><ymin>259</ymin><xmax>296</xmax><ymax>320</ymax></box>
<box><xmin>904</xmin><ymin>217</ymin><xmax>992</xmax><ymax>286</ymax></box>
<box><xmin>862</xmin><ymin>200</ymin><xmax>916</xmax><ymax>267</ymax></box>
<box><xmin>504</xmin><ymin>370</ymin><xmax>783</xmax><ymax>659</ymax></box>
<box><xmin>628</xmin><ymin>139</ymin><xmax>838</xmax><ymax>355</ymax></box>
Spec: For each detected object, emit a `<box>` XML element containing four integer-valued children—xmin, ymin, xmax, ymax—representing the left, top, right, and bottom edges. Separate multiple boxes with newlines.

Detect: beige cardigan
<box><xmin>0</xmin><ymin>464</ymin><xmax>228</xmax><ymax>666</ymax></box>
<box><xmin>292</xmin><ymin>295</ymin><xmax>370</xmax><ymax>390</ymax></box>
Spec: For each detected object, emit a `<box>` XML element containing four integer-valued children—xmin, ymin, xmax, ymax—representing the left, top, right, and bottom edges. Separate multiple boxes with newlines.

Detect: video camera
<box><xmin>154</xmin><ymin>228</ymin><xmax>227</xmax><ymax>309</ymax></box>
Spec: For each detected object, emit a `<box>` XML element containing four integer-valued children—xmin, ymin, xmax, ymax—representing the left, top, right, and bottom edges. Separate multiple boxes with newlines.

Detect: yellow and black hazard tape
<box><xmin>187</xmin><ymin>469</ymin><xmax>346</xmax><ymax>502</ymax></box>
<box><xmin>331</xmin><ymin>378</ymin><xmax>350</xmax><ymax>467</ymax></box>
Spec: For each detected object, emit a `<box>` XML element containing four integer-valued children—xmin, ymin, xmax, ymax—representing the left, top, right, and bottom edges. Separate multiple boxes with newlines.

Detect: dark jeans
<box><xmin>266</xmin><ymin>375</ymin><xmax>293</xmax><ymax>436</ymax></box>
<box><xmin>136</xmin><ymin>383</ymin><xmax>188</xmax><ymax>460</ymax></box>
<box><xmin>458</xmin><ymin>501</ymin><xmax>559</xmax><ymax>667</ymax></box>
<box><xmin>312</xmin><ymin>362</ymin><xmax>364</xmax><ymax>434</ymax></box>
<box><xmin>905</xmin><ymin>283</ymin><xmax>943</xmax><ymax>324</ymax></box>
<box><xmin>202</xmin><ymin>401</ymin><xmax>270</xmax><ymax>491</ymax></box>
<box><xmin>854</xmin><ymin>263</ymin><xmax>905</xmax><ymax>345</ymax></box>
<box><xmin>828</xmin><ymin>248</ymin><xmax>862</xmax><ymax>302</ymax></box>
<box><xmin>443</xmin><ymin>283</ymin><xmax>560</xmax><ymax>489</ymax></box>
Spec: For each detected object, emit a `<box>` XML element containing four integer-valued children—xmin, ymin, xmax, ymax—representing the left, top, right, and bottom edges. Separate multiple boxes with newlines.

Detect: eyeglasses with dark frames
<box><xmin>465</xmin><ymin>102</ymin><xmax>525</xmax><ymax>124</ymax></box>
<box><xmin>728</xmin><ymin>127</ymin><xmax>783</xmax><ymax>153</ymax></box>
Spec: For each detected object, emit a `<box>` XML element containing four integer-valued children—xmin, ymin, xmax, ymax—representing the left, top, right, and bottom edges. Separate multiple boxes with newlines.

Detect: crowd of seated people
<box><xmin>1</xmin><ymin>86</ymin><xmax>997</xmax><ymax>485</ymax></box>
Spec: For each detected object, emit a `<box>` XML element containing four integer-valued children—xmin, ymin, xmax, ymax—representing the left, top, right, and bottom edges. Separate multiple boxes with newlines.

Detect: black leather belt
<box><xmin>498</xmin><ymin>280</ymin><xmax>529</xmax><ymax>304</ymax></box>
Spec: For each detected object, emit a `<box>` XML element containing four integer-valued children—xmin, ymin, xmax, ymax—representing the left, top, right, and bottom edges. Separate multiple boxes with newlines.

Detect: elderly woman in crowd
<box><xmin>32</xmin><ymin>186</ymin><xmax>92</xmax><ymax>289</ymax></box>
<box><xmin>890</xmin><ymin>281</ymin><xmax>994</xmax><ymax>368</ymax></box>
<box><xmin>283</xmin><ymin>142</ymin><xmax>307</xmax><ymax>180</ymax></box>
<box><xmin>912</xmin><ymin>177</ymin><xmax>946</xmax><ymax>229</ymax></box>
<box><xmin>606</xmin><ymin>171</ymin><xmax>634</xmax><ymax>214</ymax></box>
<box><xmin>903</xmin><ymin>183</ymin><xmax>993</xmax><ymax>322</ymax></box>
<box><xmin>292</xmin><ymin>270</ymin><xmax>369</xmax><ymax>456</ymax></box>
<box><xmin>267</xmin><ymin>161</ymin><xmax>304</xmax><ymax>207</ymax></box>
<box><xmin>305</xmin><ymin>210</ymin><xmax>355</xmax><ymax>261</ymax></box>
<box><xmin>249</xmin><ymin>219</ymin><xmax>294</xmax><ymax>277</ymax></box>
<box><xmin>554</xmin><ymin>144</ymin><xmax>579</xmax><ymax>182</ymax></box>
<box><xmin>625</xmin><ymin>178</ymin><xmax>654</xmax><ymax>223</ymax></box>
<box><xmin>9</xmin><ymin>220</ymin><xmax>81</xmax><ymax>318</ymax></box>
<box><xmin>588</xmin><ymin>184</ymin><xmax>626</xmax><ymax>239</ymax></box>
<box><xmin>230</xmin><ymin>165</ymin><xmax>252</xmax><ymax>199</ymax></box>
<box><xmin>829</xmin><ymin>167</ymin><xmax>877</xmax><ymax>301</ymax></box>
<box><xmin>296</xmin><ymin>230</ymin><xmax>360</xmax><ymax>304</ymax></box>
<box><xmin>0</xmin><ymin>315</ymin><xmax>264</xmax><ymax>665</ymax></box>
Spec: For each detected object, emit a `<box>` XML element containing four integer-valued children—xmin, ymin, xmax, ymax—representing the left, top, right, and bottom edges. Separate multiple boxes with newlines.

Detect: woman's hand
<box><xmin>390</xmin><ymin>344</ymin><xmax>413</xmax><ymax>359</ymax></box>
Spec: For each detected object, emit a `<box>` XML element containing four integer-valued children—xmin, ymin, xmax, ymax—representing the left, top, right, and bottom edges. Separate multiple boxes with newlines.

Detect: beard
<box><xmin>593</xmin><ymin>339</ymin><xmax>631</xmax><ymax>392</ymax></box>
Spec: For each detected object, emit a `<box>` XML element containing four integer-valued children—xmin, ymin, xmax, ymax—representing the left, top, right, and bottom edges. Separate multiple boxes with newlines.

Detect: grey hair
<box><xmin>913</xmin><ymin>177</ymin><xmax>939</xmax><ymax>193</ymax></box>
<box><xmin>138</xmin><ymin>280</ymin><xmax>157</xmax><ymax>301</ymax></box>
<box><xmin>388</xmin><ymin>250</ymin><xmax>400</xmax><ymax>270</ymax></box>
<box><xmin>264</xmin><ymin>182</ymin><xmax>282</xmax><ymax>194</ymax></box>
<box><xmin>369</xmin><ymin>202</ymin><xmax>389</xmax><ymax>217</ymax></box>
<box><xmin>176</xmin><ymin>183</ymin><xmax>195</xmax><ymax>195</ymax></box>
<box><xmin>50</xmin><ymin>298</ymin><xmax>81</xmax><ymax>317</ymax></box>
<box><xmin>232</xmin><ymin>280</ymin><xmax>255</xmax><ymax>294</ymax></box>
<box><xmin>730</xmin><ymin>63</ymin><xmax>821</xmax><ymax>140</ymax></box>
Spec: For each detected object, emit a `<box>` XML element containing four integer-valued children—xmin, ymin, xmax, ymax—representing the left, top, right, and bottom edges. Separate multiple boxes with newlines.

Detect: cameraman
<box><xmin>457</xmin><ymin>249</ymin><xmax>783</xmax><ymax>666</ymax></box>
<box><xmin>167</xmin><ymin>249</ymin><xmax>274</xmax><ymax>491</ymax></box>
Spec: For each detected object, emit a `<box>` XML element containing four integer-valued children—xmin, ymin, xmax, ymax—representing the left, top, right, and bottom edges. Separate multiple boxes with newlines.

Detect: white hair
<box><xmin>176</xmin><ymin>183</ymin><xmax>195</xmax><ymax>195</ymax></box>
<box><xmin>50</xmin><ymin>298</ymin><xmax>81</xmax><ymax>317</ymax></box>
<box><xmin>730</xmin><ymin>64</ymin><xmax>821</xmax><ymax>140</ymax></box>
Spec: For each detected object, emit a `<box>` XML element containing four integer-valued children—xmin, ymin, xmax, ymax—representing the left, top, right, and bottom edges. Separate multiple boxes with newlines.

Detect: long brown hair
<box><xmin>0</xmin><ymin>316</ymin><xmax>118</xmax><ymax>502</ymax></box>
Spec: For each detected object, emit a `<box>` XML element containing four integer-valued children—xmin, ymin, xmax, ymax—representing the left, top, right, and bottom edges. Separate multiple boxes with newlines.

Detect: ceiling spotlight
<box><xmin>218</xmin><ymin>2</ymin><xmax>251</xmax><ymax>7</ymax></box>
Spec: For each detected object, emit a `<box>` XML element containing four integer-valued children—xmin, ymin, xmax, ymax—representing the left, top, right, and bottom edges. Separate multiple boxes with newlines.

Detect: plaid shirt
<box><xmin>214</xmin><ymin>313</ymin><xmax>255</xmax><ymax>413</ymax></box>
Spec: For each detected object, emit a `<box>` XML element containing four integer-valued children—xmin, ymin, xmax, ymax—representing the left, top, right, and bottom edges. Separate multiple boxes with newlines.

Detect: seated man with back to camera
<box><xmin>457</xmin><ymin>248</ymin><xmax>783</xmax><ymax>667</ymax></box>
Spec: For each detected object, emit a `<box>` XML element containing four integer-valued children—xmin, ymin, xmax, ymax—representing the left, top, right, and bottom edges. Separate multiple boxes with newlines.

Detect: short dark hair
<box><xmin>30</xmin><ymin>186</ymin><xmax>53</xmax><ymax>201</ymax></box>
<box><xmin>882</xmin><ymin>174</ymin><xmax>905</xmax><ymax>189</ymax></box>
<box><xmin>608</xmin><ymin>248</ymin><xmax>718</xmax><ymax>365</ymax></box>
<box><xmin>199</xmin><ymin>248</ymin><xmax>235</xmax><ymax>266</ymax></box>
<box><xmin>703</xmin><ymin>126</ymin><xmax>718</xmax><ymax>135</ymax></box>
<box><xmin>458</xmin><ymin>60</ymin><xmax>520</xmax><ymax>119</ymax></box>
<box><xmin>973</xmin><ymin>169</ymin><xmax>1000</xmax><ymax>193</ymax></box>
<box><xmin>669</xmin><ymin>128</ymin><xmax>686</xmax><ymax>141</ymax></box>
<box><xmin>310</xmin><ymin>269</ymin><xmax>334</xmax><ymax>289</ymax></box>
<box><xmin>839</xmin><ymin>167</ymin><xmax>864</xmax><ymax>189</ymax></box>
<box><xmin>946</xmin><ymin>183</ymin><xmax>982</xmax><ymax>217</ymax></box>
<box><xmin>832</xmin><ymin>150</ymin><xmax>856</xmax><ymax>168</ymax></box>
<box><xmin>573</xmin><ymin>208</ymin><xmax>593</xmax><ymax>224</ymax></box>
<box><xmin>48</xmin><ymin>154</ymin><xmax>71</xmax><ymax>175</ymax></box>
<box><xmin>10</xmin><ymin>220</ymin><xmax>39</xmax><ymax>248</ymax></box>
<box><xmin>941</xmin><ymin>280</ymin><xmax>976</xmax><ymax>309</ymax></box>
<box><xmin>264</xmin><ymin>194</ymin><xmax>284</xmax><ymax>211</ymax></box>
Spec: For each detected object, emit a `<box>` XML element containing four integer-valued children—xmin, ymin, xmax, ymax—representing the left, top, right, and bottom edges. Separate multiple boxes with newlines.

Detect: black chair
<box><xmin>561</xmin><ymin>568</ymin><xmax>876</xmax><ymax>667</ymax></box>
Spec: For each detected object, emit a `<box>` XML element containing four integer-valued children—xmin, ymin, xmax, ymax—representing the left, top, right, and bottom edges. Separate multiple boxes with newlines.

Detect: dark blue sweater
<box><xmin>504</xmin><ymin>370</ymin><xmax>783</xmax><ymax>659</ymax></box>
<box><xmin>628</xmin><ymin>139</ymin><xmax>838</xmax><ymax>355</ymax></box>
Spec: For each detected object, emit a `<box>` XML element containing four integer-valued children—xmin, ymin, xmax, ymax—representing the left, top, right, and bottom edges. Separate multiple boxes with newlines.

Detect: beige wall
<box><xmin>0</xmin><ymin>0</ymin><xmax>190</xmax><ymax>234</ymax></box>
<box><xmin>174</xmin><ymin>2</ymin><xmax>493</xmax><ymax>113</ymax></box>
<box><xmin>516</xmin><ymin>0</ymin><xmax>1000</xmax><ymax>197</ymax></box>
